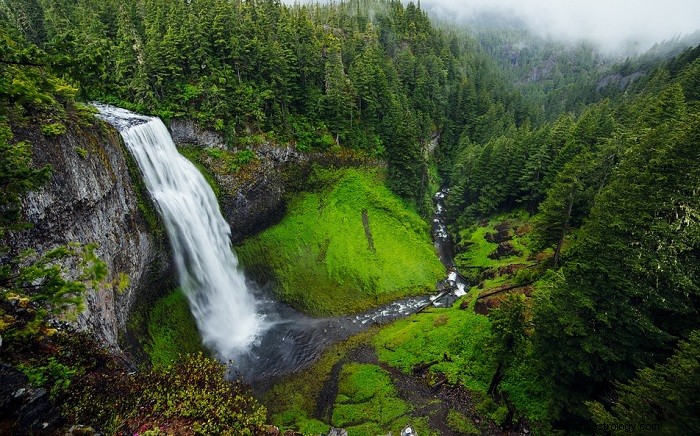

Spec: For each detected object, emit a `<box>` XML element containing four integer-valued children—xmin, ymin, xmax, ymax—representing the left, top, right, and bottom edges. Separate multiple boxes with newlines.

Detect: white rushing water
<box><xmin>95</xmin><ymin>104</ymin><xmax>264</xmax><ymax>358</ymax></box>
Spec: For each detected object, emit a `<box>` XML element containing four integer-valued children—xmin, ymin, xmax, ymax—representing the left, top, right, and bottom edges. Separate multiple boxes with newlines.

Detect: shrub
<box><xmin>67</xmin><ymin>352</ymin><xmax>267</xmax><ymax>435</ymax></box>
<box><xmin>18</xmin><ymin>357</ymin><xmax>78</xmax><ymax>399</ymax></box>
<box><xmin>41</xmin><ymin>122</ymin><xmax>67</xmax><ymax>137</ymax></box>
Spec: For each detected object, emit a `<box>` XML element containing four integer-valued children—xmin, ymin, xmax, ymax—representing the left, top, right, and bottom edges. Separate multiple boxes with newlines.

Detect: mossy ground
<box><xmin>453</xmin><ymin>209</ymin><xmax>537</xmax><ymax>290</ymax></box>
<box><xmin>265</xmin><ymin>210</ymin><xmax>550</xmax><ymax>433</ymax></box>
<box><xmin>144</xmin><ymin>288</ymin><xmax>205</xmax><ymax>366</ymax></box>
<box><xmin>331</xmin><ymin>363</ymin><xmax>434</xmax><ymax>436</ymax></box>
<box><xmin>373</xmin><ymin>297</ymin><xmax>493</xmax><ymax>392</ymax></box>
<box><xmin>236</xmin><ymin>167</ymin><xmax>444</xmax><ymax>316</ymax></box>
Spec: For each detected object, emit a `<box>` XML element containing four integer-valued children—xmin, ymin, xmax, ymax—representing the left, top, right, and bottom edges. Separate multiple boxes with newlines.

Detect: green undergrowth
<box><xmin>265</xmin><ymin>331</ymin><xmax>376</xmax><ymax>434</ymax></box>
<box><xmin>447</xmin><ymin>409</ymin><xmax>480</xmax><ymax>435</ymax></box>
<box><xmin>265</xmin><ymin>329</ymin><xmax>435</xmax><ymax>436</ymax></box>
<box><xmin>374</xmin><ymin>295</ymin><xmax>493</xmax><ymax>392</ymax></box>
<box><xmin>144</xmin><ymin>288</ymin><xmax>205</xmax><ymax>367</ymax></box>
<box><xmin>331</xmin><ymin>363</ymin><xmax>435</xmax><ymax>436</ymax></box>
<box><xmin>237</xmin><ymin>167</ymin><xmax>444</xmax><ymax>316</ymax></box>
<box><xmin>453</xmin><ymin>210</ymin><xmax>537</xmax><ymax>288</ymax></box>
<box><xmin>373</xmin><ymin>294</ymin><xmax>550</xmax><ymax>427</ymax></box>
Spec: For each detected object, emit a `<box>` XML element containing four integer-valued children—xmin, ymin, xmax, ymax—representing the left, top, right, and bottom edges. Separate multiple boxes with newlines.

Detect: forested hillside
<box><xmin>2</xmin><ymin>0</ymin><xmax>529</xmax><ymax>210</ymax></box>
<box><xmin>1</xmin><ymin>0</ymin><xmax>699</xmax><ymax>434</ymax></box>
<box><xmin>441</xmin><ymin>42</ymin><xmax>700</xmax><ymax>432</ymax></box>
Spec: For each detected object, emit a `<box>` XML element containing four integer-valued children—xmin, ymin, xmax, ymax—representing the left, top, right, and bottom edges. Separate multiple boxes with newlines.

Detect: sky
<box><xmin>419</xmin><ymin>0</ymin><xmax>700</xmax><ymax>54</ymax></box>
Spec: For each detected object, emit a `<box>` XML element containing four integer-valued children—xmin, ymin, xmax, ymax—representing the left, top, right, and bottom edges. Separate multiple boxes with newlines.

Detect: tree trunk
<box><xmin>488</xmin><ymin>360</ymin><xmax>505</xmax><ymax>399</ymax></box>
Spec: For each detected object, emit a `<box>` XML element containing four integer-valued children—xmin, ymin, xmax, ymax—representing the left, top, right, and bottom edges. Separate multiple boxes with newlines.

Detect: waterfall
<box><xmin>95</xmin><ymin>104</ymin><xmax>264</xmax><ymax>358</ymax></box>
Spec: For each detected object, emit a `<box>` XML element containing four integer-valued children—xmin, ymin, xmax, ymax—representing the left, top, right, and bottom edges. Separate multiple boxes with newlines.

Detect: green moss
<box><xmin>74</xmin><ymin>147</ymin><xmax>88</xmax><ymax>158</ymax></box>
<box><xmin>144</xmin><ymin>288</ymin><xmax>204</xmax><ymax>366</ymax></box>
<box><xmin>455</xmin><ymin>210</ymin><xmax>531</xmax><ymax>269</ymax></box>
<box><xmin>265</xmin><ymin>331</ymin><xmax>375</xmax><ymax>433</ymax></box>
<box><xmin>447</xmin><ymin>410</ymin><xmax>479</xmax><ymax>435</ymax></box>
<box><xmin>116</xmin><ymin>272</ymin><xmax>129</xmax><ymax>294</ymax></box>
<box><xmin>237</xmin><ymin>167</ymin><xmax>444</xmax><ymax>316</ymax></box>
<box><xmin>373</xmin><ymin>297</ymin><xmax>493</xmax><ymax>392</ymax></box>
<box><xmin>332</xmin><ymin>363</ymin><xmax>409</xmax><ymax>428</ymax></box>
<box><xmin>330</xmin><ymin>363</ymin><xmax>440</xmax><ymax>435</ymax></box>
<box><xmin>179</xmin><ymin>146</ymin><xmax>222</xmax><ymax>199</ymax></box>
<box><xmin>41</xmin><ymin>122</ymin><xmax>67</xmax><ymax>137</ymax></box>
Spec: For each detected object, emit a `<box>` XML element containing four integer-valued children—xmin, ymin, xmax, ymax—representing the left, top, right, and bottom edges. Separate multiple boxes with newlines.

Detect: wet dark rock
<box><xmin>170</xmin><ymin>119</ymin><xmax>226</xmax><ymax>149</ymax></box>
<box><xmin>3</xmin><ymin>121</ymin><xmax>173</xmax><ymax>352</ymax></box>
<box><xmin>487</xmin><ymin>242</ymin><xmax>522</xmax><ymax>260</ymax></box>
<box><xmin>0</xmin><ymin>365</ymin><xmax>69</xmax><ymax>435</ymax></box>
<box><xmin>0</xmin><ymin>364</ymin><xmax>28</xmax><ymax>415</ymax></box>
<box><xmin>16</xmin><ymin>388</ymin><xmax>63</xmax><ymax>434</ymax></box>
<box><xmin>212</xmin><ymin>143</ymin><xmax>304</xmax><ymax>243</ymax></box>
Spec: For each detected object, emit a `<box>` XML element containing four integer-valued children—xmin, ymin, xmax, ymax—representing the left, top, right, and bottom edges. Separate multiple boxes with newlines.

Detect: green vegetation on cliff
<box><xmin>144</xmin><ymin>288</ymin><xmax>205</xmax><ymax>367</ymax></box>
<box><xmin>237</xmin><ymin>167</ymin><xmax>443</xmax><ymax>315</ymax></box>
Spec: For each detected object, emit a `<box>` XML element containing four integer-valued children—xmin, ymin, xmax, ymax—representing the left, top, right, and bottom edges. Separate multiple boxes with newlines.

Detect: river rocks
<box><xmin>3</xmin><ymin>121</ymin><xmax>171</xmax><ymax>351</ymax></box>
<box><xmin>327</xmin><ymin>428</ymin><xmax>348</xmax><ymax>436</ymax></box>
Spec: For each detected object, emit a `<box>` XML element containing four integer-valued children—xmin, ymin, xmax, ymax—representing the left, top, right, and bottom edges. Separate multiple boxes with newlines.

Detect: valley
<box><xmin>1</xmin><ymin>0</ymin><xmax>699</xmax><ymax>435</ymax></box>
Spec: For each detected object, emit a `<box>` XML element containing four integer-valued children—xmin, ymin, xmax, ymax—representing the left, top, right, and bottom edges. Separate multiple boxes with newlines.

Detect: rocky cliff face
<box><xmin>168</xmin><ymin>119</ymin><xmax>381</xmax><ymax>243</ymax></box>
<box><xmin>4</xmin><ymin>121</ymin><xmax>171</xmax><ymax>350</ymax></box>
<box><xmin>169</xmin><ymin>120</ymin><xmax>305</xmax><ymax>243</ymax></box>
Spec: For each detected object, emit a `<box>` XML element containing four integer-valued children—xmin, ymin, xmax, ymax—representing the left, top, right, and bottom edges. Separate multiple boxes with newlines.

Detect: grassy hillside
<box><xmin>236</xmin><ymin>167</ymin><xmax>444</xmax><ymax>315</ymax></box>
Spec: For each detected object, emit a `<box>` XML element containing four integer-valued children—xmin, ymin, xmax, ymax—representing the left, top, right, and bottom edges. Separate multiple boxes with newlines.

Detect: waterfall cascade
<box><xmin>95</xmin><ymin>104</ymin><xmax>264</xmax><ymax>358</ymax></box>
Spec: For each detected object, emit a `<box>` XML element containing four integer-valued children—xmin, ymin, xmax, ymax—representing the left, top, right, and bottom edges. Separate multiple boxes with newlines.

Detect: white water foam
<box><xmin>96</xmin><ymin>104</ymin><xmax>264</xmax><ymax>358</ymax></box>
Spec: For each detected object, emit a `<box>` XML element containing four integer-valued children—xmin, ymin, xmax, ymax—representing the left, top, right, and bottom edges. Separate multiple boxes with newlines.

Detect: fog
<box><xmin>420</xmin><ymin>0</ymin><xmax>700</xmax><ymax>54</ymax></box>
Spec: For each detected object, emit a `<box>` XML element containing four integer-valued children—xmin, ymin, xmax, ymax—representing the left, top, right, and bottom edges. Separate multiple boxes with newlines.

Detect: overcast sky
<box><xmin>419</xmin><ymin>0</ymin><xmax>700</xmax><ymax>54</ymax></box>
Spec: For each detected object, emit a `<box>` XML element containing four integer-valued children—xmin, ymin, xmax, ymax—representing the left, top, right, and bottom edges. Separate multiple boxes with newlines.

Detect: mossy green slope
<box><xmin>145</xmin><ymin>289</ymin><xmax>205</xmax><ymax>366</ymax></box>
<box><xmin>237</xmin><ymin>168</ymin><xmax>444</xmax><ymax>315</ymax></box>
<box><xmin>332</xmin><ymin>363</ymin><xmax>434</xmax><ymax>436</ymax></box>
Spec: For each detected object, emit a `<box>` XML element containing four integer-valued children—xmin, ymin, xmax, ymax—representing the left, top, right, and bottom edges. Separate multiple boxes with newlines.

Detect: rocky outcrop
<box><xmin>4</xmin><ymin>121</ymin><xmax>171</xmax><ymax>350</ymax></box>
<box><xmin>596</xmin><ymin>71</ymin><xmax>645</xmax><ymax>91</ymax></box>
<box><xmin>170</xmin><ymin>119</ymin><xmax>226</xmax><ymax>149</ymax></box>
<box><xmin>0</xmin><ymin>364</ymin><xmax>63</xmax><ymax>433</ymax></box>
<box><xmin>168</xmin><ymin>120</ymin><xmax>382</xmax><ymax>243</ymax></box>
<box><xmin>219</xmin><ymin>143</ymin><xmax>305</xmax><ymax>242</ymax></box>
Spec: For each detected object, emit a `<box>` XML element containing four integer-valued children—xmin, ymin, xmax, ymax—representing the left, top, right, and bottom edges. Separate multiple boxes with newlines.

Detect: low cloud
<box><xmin>420</xmin><ymin>0</ymin><xmax>700</xmax><ymax>54</ymax></box>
